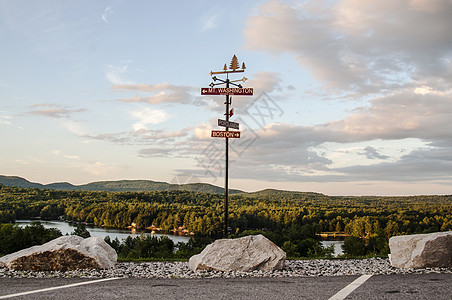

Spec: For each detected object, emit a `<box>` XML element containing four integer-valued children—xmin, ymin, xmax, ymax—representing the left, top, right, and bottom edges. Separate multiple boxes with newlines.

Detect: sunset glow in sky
<box><xmin>1</xmin><ymin>0</ymin><xmax>452</xmax><ymax>195</ymax></box>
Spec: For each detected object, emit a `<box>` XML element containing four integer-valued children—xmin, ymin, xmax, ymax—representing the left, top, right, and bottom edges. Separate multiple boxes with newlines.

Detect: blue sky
<box><xmin>1</xmin><ymin>0</ymin><xmax>452</xmax><ymax>195</ymax></box>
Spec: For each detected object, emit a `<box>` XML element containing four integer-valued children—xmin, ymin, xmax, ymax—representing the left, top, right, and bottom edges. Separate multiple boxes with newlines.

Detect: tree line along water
<box><xmin>1</xmin><ymin>185</ymin><xmax>451</xmax><ymax>259</ymax></box>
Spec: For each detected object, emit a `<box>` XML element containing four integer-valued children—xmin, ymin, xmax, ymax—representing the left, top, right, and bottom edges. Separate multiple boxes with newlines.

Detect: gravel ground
<box><xmin>1</xmin><ymin>258</ymin><xmax>452</xmax><ymax>279</ymax></box>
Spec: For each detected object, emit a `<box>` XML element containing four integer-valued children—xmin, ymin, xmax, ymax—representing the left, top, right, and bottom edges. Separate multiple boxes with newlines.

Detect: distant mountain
<box><xmin>0</xmin><ymin>175</ymin><xmax>243</xmax><ymax>195</ymax></box>
<box><xmin>244</xmin><ymin>188</ymin><xmax>328</xmax><ymax>201</ymax></box>
<box><xmin>246</xmin><ymin>188</ymin><xmax>323</xmax><ymax>197</ymax></box>
<box><xmin>45</xmin><ymin>182</ymin><xmax>77</xmax><ymax>190</ymax></box>
<box><xmin>0</xmin><ymin>176</ymin><xmax>46</xmax><ymax>189</ymax></box>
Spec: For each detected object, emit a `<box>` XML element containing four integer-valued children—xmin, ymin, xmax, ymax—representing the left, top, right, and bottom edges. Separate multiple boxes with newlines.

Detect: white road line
<box><xmin>329</xmin><ymin>274</ymin><xmax>373</xmax><ymax>300</ymax></box>
<box><xmin>0</xmin><ymin>277</ymin><xmax>121</xmax><ymax>299</ymax></box>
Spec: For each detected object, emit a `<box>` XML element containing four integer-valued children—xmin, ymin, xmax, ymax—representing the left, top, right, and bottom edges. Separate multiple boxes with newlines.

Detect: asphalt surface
<box><xmin>0</xmin><ymin>273</ymin><xmax>451</xmax><ymax>300</ymax></box>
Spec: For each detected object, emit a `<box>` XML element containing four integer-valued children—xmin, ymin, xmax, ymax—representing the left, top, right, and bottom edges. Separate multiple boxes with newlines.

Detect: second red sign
<box><xmin>211</xmin><ymin>130</ymin><xmax>241</xmax><ymax>138</ymax></box>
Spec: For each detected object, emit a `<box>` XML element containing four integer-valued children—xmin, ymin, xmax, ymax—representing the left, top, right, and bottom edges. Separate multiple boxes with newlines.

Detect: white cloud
<box><xmin>102</xmin><ymin>6</ymin><xmax>113</xmax><ymax>23</ymax></box>
<box><xmin>64</xmin><ymin>155</ymin><xmax>81</xmax><ymax>161</ymax></box>
<box><xmin>83</xmin><ymin>162</ymin><xmax>115</xmax><ymax>177</ymax></box>
<box><xmin>112</xmin><ymin>83</ymin><xmax>194</xmax><ymax>104</ymax></box>
<box><xmin>414</xmin><ymin>86</ymin><xmax>446</xmax><ymax>96</ymax></box>
<box><xmin>0</xmin><ymin>115</ymin><xmax>12</xmax><ymax>125</ymax></box>
<box><xmin>201</xmin><ymin>14</ymin><xmax>217</xmax><ymax>31</ymax></box>
<box><xmin>193</xmin><ymin>123</ymin><xmax>212</xmax><ymax>140</ymax></box>
<box><xmin>130</xmin><ymin>108</ymin><xmax>169</xmax><ymax>131</ymax></box>
<box><xmin>64</xmin><ymin>121</ymin><xmax>88</xmax><ymax>136</ymax></box>
<box><xmin>106</xmin><ymin>62</ymin><xmax>134</xmax><ymax>85</ymax></box>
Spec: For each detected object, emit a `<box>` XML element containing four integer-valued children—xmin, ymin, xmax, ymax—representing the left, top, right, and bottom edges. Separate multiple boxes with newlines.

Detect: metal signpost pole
<box><xmin>224</xmin><ymin>77</ymin><xmax>229</xmax><ymax>238</ymax></box>
<box><xmin>201</xmin><ymin>55</ymin><xmax>253</xmax><ymax>238</ymax></box>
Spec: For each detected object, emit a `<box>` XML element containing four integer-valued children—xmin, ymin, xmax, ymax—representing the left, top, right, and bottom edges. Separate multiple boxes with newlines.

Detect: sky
<box><xmin>1</xmin><ymin>0</ymin><xmax>452</xmax><ymax>196</ymax></box>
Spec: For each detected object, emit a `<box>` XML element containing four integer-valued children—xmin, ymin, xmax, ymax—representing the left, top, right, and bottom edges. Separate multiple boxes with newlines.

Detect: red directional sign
<box><xmin>211</xmin><ymin>130</ymin><xmax>241</xmax><ymax>138</ymax></box>
<box><xmin>201</xmin><ymin>87</ymin><xmax>253</xmax><ymax>96</ymax></box>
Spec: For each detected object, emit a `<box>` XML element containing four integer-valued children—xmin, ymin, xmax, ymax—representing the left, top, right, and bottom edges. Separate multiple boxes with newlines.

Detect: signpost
<box><xmin>201</xmin><ymin>55</ymin><xmax>251</xmax><ymax>238</ymax></box>
<box><xmin>218</xmin><ymin>119</ymin><xmax>239</xmax><ymax>130</ymax></box>
<box><xmin>211</xmin><ymin>130</ymin><xmax>241</xmax><ymax>138</ymax></box>
<box><xmin>201</xmin><ymin>87</ymin><xmax>253</xmax><ymax>96</ymax></box>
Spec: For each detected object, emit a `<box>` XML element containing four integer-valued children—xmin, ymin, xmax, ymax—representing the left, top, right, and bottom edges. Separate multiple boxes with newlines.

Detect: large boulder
<box><xmin>189</xmin><ymin>234</ymin><xmax>286</xmax><ymax>272</ymax></box>
<box><xmin>0</xmin><ymin>235</ymin><xmax>117</xmax><ymax>271</ymax></box>
<box><xmin>389</xmin><ymin>231</ymin><xmax>452</xmax><ymax>268</ymax></box>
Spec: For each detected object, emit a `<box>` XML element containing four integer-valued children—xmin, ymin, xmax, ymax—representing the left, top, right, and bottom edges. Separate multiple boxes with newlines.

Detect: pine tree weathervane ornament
<box><xmin>210</xmin><ymin>55</ymin><xmax>246</xmax><ymax>76</ymax></box>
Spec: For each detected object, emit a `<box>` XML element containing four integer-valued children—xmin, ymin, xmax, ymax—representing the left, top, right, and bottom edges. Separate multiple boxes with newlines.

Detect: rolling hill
<box><xmin>0</xmin><ymin>175</ymin><xmax>243</xmax><ymax>195</ymax></box>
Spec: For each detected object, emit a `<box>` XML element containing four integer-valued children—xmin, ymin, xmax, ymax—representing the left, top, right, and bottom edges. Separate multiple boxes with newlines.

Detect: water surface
<box><xmin>15</xmin><ymin>220</ymin><xmax>190</xmax><ymax>244</ymax></box>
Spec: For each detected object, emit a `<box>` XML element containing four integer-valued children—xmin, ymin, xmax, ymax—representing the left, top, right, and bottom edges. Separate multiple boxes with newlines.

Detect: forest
<box><xmin>1</xmin><ymin>184</ymin><xmax>452</xmax><ymax>258</ymax></box>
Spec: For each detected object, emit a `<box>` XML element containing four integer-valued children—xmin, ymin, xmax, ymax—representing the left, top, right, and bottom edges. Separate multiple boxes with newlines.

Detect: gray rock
<box><xmin>189</xmin><ymin>234</ymin><xmax>286</xmax><ymax>272</ymax></box>
<box><xmin>0</xmin><ymin>235</ymin><xmax>117</xmax><ymax>271</ymax></box>
<box><xmin>389</xmin><ymin>231</ymin><xmax>452</xmax><ymax>268</ymax></box>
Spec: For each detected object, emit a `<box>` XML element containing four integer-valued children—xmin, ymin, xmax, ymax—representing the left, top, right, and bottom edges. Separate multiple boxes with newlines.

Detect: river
<box><xmin>16</xmin><ymin>220</ymin><xmax>344</xmax><ymax>256</ymax></box>
<box><xmin>15</xmin><ymin>220</ymin><xmax>190</xmax><ymax>244</ymax></box>
<box><xmin>321</xmin><ymin>240</ymin><xmax>344</xmax><ymax>257</ymax></box>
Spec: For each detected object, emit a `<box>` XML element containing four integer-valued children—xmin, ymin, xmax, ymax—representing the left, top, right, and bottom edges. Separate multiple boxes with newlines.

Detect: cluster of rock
<box><xmin>1</xmin><ymin>231</ymin><xmax>451</xmax><ymax>278</ymax></box>
<box><xmin>0</xmin><ymin>234</ymin><xmax>284</xmax><ymax>273</ymax></box>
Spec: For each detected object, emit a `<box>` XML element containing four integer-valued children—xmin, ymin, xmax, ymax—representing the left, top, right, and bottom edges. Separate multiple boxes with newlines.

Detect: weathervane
<box><xmin>210</xmin><ymin>55</ymin><xmax>247</xmax><ymax>75</ymax></box>
<box><xmin>201</xmin><ymin>55</ymin><xmax>253</xmax><ymax>238</ymax></box>
<box><xmin>209</xmin><ymin>55</ymin><xmax>248</xmax><ymax>88</ymax></box>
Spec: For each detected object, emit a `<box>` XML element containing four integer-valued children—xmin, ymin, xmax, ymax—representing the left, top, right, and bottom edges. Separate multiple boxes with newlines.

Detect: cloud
<box><xmin>51</xmin><ymin>149</ymin><xmax>81</xmax><ymax>160</ymax></box>
<box><xmin>193</xmin><ymin>123</ymin><xmax>212</xmax><ymax>140</ymax></box>
<box><xmin>137</xmin><ymin>147</ymin><xmax>177</xmax><ymax>158</ymax></box>
<box><xmin>64</xmin><ymin>154</ymin><xmax>81</xmax><ymax>160</ymax></box>
<box><xmin>324</xmin><ymin>91</ymin><xmax>452</xmax><ymax>142</ymax></box>
<box><xmin>201</xmin><ymin>14</ymin><xmax>218</xmax><ymax>31</ymax></box>
<box><xmin>27</xmin><ymin>104</ymin><xmax>86</xmax><ymax>119</ymax></box>
<box><xmin>80</xmin><ymin>85</ymin><xmax>451</xmax><ymax>186</ymax></box>
<box><xmin>84</xmin><ymin>125</ymin><xmax>194</xmax><ymax>148</ymax></box>
<box><xmin>102</xmin><ymin>6</ymin><xmax>113</xmax><ymax>23</ymax></box>
<box><xmin>105</xmin><ymin>62</ymin><xmax>134</xmax><ymax>85</ymax></box>
<box><xmin>248</xmin><ymin>72</ymin><xmax>283</xmax><ymax>93</ymax></box>
<box><xmin>414</xmin><ymin>86</ymin><xmax>446</xmax><ymax>96</ymax></box>
<box><xmin>191</xmin><ymin>82</ymin><xmax>452</xmax><ymax>184</ymax></box>
<box><xmin>335</xmin><ymin>147</ymin><xmax>452</xmax><ymax>182</ymax></box>
<box><xmin>244</xmin><ymin>0</ymin><xmax>452</xmax><ymax>93</ymax></box>
<box><xmin>111</xmin><ymin>73</ymin><xmax>285</xmax><ymax>111</ymax></box>
<box><xmin>360</xmin><ymin>146</ymin><xmax>390</xmax><ymax>160</ymax></box>
<box><xmin>84</xmin><ymin>132</ymin><xmax>132</xmax><ymax>145</ymax></box>
<box><xmin>130</xmin><ymin>108</ymin><xmax>169</xmax><ymax>131</ymax></box>
<box><xmin>112</xmin><ymin>83</ymin><xmax>194</xmax><ymax>104</ymax></box>
<box><xmin>135</xmin><ymin>127</ymin><xmax>193</xmax><ymax>141</ymax></box>
<box><xmin>0</xmin><ymin>115</ymin><xmax>12</xmax><ymax>125</ymax></box>
<box><xmin>83</xmin><ymin>161</ymin><xmax>116</xmax><ymax>177</ymax></box>
<box><xmin>102</xmin><ymin>79</ymin><xmax>452</xmax><ymax>186</ymax></box>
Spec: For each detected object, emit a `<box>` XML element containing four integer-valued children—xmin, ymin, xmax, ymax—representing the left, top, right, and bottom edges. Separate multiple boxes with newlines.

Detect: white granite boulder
<box><xmin>389</xmin><ymin>231</ymin><xmax>452</xmax><ymax>268</ymax></box>
<box><xmin>0</xmin><ymin>235</ymin><xmax>117</xmax><ymax>271</ymax></box>
<box><xmin>189</xmin><ymin>234</ymin><xmax>286</xmax><ymax>272</ymax></box>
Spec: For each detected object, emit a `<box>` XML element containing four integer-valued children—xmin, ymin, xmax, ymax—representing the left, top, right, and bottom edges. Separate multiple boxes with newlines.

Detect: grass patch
<box><xmin>286</xmin><ymin>254</ymin><xmax>389</xmax><ymax>260</ymax></box>
<box><xmin>118</xmin><ymin>257</ymin><xmax>189</xmax><ymax>262</ymax></box>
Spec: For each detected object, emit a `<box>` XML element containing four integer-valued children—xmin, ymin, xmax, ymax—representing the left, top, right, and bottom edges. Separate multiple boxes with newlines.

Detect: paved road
<box><xmin>0</xmin><ymin>273</ymin><xmax>451</xmax><ymax>299</ymax></box>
